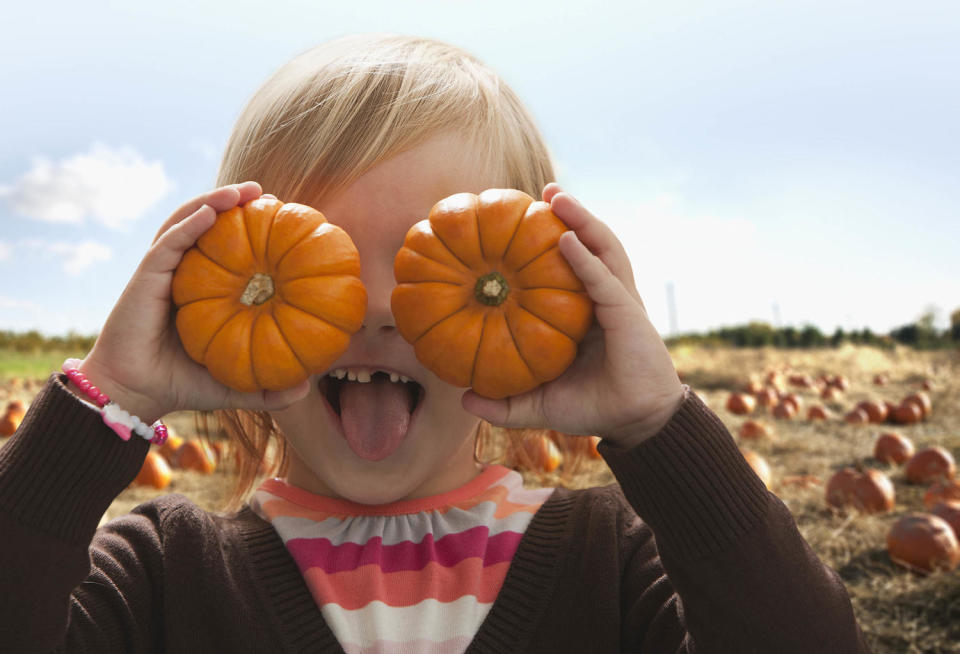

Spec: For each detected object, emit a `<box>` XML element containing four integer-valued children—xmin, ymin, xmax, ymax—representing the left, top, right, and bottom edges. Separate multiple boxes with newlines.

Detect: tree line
<box><xmin>2</xmin><ymin>308</ymin><xmax>958</xmax><ymax>352</ymax></box>
<box><xmin>666</xmin><ymin>308</ymin><xmax>960</xmax><ymax>350</ymax></box>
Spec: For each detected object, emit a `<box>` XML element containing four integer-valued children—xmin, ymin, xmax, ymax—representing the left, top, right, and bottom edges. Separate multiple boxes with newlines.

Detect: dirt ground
<box><xmin>3</xmin><ymin>344</ymin><xmax>958</xmax><ymax>652</ymax></box>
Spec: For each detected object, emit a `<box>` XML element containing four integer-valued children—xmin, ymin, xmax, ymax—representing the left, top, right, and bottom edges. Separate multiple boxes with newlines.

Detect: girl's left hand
<box><xmin>461</xmin><ymin>183</ymin><xmax>684</xmax><ymax>450</ymax></box>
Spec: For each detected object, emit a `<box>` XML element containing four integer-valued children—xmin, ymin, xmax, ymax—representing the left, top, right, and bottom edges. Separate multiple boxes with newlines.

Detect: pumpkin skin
<box><xmin>741</xmin><ymin>450</ymin><xmax>772</xmax><ymax>489</ymax></box>
<box><xmin>825</xmin><ymin>467</ymin><xmax>895</xmax><ymax>514</ymax></box>
<box><xmin>905</xmin><ymin>447</ymin><xmax>956</xmax><ymax>485</ymax></box>
<box><xmin>175</xmin><ymin>440</ymin><xmax>217</xmax><ymax>474</ymax></box>
<box><xmin>506</xmin><ymin>432</ymin><xmax>563</xmax><ymax>473</ymax></box>
<box><xmin>886</xmin><ymin>513</ymin><xmax>960</xmax><ymax>574</ymax></box>
<box><xmin>874</xmin><ymin>432</ymin><xmax>915</xmax><ymax>465</ymax></box>
<box><xmin>391</xmin><ymin>189</ymin><xmax>593</xmax><ymax>399</ymax></box>
<box><xmin>726</xmin><ymin>392</ymin><xmax>757</xmax><ymax>415</ymax></box>
<box><xmin>924</xmin><ymin>479</ymin><xmax>960</xmax><ymax>509</ymax></box>
<box><xmin>172</xmin><ymin>197</ymin><xmax>366</xmax><ymax>392</ymax></box>
<box><xmin>133</xmin><ymin>451</ymin><xmax>173</xmax><ymax>490</ymax></box>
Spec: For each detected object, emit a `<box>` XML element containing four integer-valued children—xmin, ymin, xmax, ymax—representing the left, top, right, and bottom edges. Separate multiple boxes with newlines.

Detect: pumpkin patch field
<box><xmin>1</xmin><ymin>344</ymin><xmax>958</xmax><ymax>652</ymax></box>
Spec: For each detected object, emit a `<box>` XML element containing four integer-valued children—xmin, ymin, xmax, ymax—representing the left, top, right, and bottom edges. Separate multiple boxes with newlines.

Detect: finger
<box><xmin>558</xmin><ymin>231</ymin><xmax>645</xmax><ymax>318</ymax></box>
<box><xmin>224</xmin><ymin>379</ymin><xmax>312</xmax><ymax>412</ymax></box>
<box><xmin>151</xmin><ymin>182</ymin><xmax>262</xmax><ymax>244</ymax></box>
<box><xmin>541</xmin><ymin>182</ymin><xmax>564</xmax><ymax>204</ymax></box>
<box><xmin>550</xmin><ymin>192</ymin><xmax>639</xmax><ymax>298</ymax></box>
<box><xmin>461</xmin><ymin>388</ymin><xmax>546</xmax><ymax>429</ymax></box>
<box><xmin>143</xmin><ymin>204</ymin><xmax>219</xmax><ymax>275</ymax></box>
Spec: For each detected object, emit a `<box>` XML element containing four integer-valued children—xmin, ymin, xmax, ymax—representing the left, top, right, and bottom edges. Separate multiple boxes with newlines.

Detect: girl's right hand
<box><xmin>74</xmin><ymin>182</ymin><xmax>311</xmax><ymax>424</ymax></box>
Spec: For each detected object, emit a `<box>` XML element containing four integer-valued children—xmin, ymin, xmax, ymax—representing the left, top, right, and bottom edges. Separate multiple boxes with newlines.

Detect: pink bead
<box><xmin>151</xmin><ymin>423</ymin><xmax>168</xmax><ymax>446</ymax></box>
<box><xmin>78</xmin><ymin>379</ymin><xmax>92</xmax><ymax>391</ymax></box>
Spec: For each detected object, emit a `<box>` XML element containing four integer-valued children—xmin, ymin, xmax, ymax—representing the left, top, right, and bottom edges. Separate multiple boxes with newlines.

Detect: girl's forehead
<box><xmin>315</xmin><ymin>136</ymin><xmax>504</xmax><ymax>231</ymax></box>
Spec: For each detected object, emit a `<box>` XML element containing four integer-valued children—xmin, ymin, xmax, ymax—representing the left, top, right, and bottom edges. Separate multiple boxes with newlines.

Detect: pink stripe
<box><xmin>304</xmin><ymin>559</ymin><xmax>510</xmax><ymax>609</ymax></box>
<box><xmin>342</xmin><ymin>635</ymin><xmax>473</xmax><ymax>654</ymax></box>
<box><xmin>286</xmin><ymin>526</ymin><xmax>523</xmax><ymax>574</ymax></box>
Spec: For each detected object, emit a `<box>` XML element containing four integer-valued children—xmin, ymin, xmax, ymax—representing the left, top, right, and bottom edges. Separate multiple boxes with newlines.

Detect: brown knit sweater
<box><xmin>0</xmin><ymin>376</ymin><xmax>869</xmax><ymax>652</ymax></box>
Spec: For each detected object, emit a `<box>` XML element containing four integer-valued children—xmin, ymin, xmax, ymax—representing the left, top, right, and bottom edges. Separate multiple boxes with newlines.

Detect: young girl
<box><xmin>0</xmin><ymin>34</ymin><xmax>868</xmax><ymax>652</ymax></box>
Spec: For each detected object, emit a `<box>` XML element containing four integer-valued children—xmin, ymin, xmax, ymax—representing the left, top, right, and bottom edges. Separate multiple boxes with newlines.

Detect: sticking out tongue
<box><xmin>338</xmin><ymin>376</ymin><xmax>412</xmax><ymax>461</ymax></box>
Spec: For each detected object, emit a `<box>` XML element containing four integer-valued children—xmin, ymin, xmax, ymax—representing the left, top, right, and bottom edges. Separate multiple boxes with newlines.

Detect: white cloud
<box><xmin>0</xmin><ymin>143</ymin><xmax>174</xmax><ymax>230</ymax></box>
<box><xmin>21</xmin><ymin>239</ymin><xmax>113</xmax><ymax>276</ymax></box>
<box><xmin>0</xmin><ymin>296</ymin><xmax>38</xmax><ymax>311</ymax></box>
<box><xmin>0</xmin><ymin>241</ymin><xmax>11</xmax><ymax>262</ymax></box>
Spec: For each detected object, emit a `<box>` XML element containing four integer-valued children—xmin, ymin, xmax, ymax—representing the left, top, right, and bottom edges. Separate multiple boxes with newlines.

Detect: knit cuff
<box><xmin>0</xmin><ymin>374</ymin><xmax>149</xmax><ymax>544</ymax></box>
<box><xmin>598</xmin><ymin>386</ymin><xmax>771</xmax><ymax>561</ymax></box>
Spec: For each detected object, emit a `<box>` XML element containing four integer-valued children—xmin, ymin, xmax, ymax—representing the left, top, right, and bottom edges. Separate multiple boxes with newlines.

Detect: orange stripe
<box><xmin>257</xmin><ymin>482</ymin><xmax>545</xmax><ymax>523</ymax></box>
<box><xmin>302</xmin><ymin>558</ymin><xmax>511</xmax><ymax>610</ymax></box>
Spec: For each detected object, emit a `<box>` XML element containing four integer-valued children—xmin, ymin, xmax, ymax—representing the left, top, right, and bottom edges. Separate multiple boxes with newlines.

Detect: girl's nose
<box><xmin>361</xmin><ymin>266</ymin><xmax>397</xmax><ymax>332</ymax></box>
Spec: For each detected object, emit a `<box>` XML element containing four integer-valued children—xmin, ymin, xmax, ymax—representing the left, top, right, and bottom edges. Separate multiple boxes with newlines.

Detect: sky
<box><xmin>1</xmin><ymin>0</ymin><xmax>958</xmax><ymax>338</ymax></box>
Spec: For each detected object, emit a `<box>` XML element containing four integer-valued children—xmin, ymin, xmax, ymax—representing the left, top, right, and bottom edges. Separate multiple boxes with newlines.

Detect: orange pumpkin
<box><xmin>844</xmin><ymin>408</ymin><xmax>869</xmax><ymax>425</ymax></box>
<box><xmin>806</xmin><ymin>405</ymin><xmax>829</xmax><ymax>421</ymax></box>
<box><xmin>856</xmin><ymin>400</ymin><xmax>888</xmax><ymax>424</ymax></box>
<box><xmin>874</xmin><ymin>432</ymin><xmax>915</xmax><ymax>465</ymax></box>
<box><xmin>886</xmin><ymin>513</ymin><xmax>960</xmax><ymax>574</ymax></box>
<box><xmin>924</xmin><ymin>479</ymin><xmax>960</xmax><ymax>509</ymax></box>
<box><xmin>156</xmin><ymin>432</ymin><xmax>185</xmax><ymax>465</ymax></box>
<box><xmin>755</xmin><ymin>388</ymin><xmax>779</xmax><ymax>408</ymax></box>
<box><xmin>132</xmin><ymin>451</ymin><xmax>173</xmax><ymax>490</ymax></box>
<box><xmin>931</xmin><ymin>501</ymin><xmax>960</xmax><ymax>540</ymax></box>
<box><xmin>741</xmin><ymin>450</ymin><xmax>772</xmax><ymax>489</ymax></box>
<box><xmin>726</xmin><ymin>393</ymin><xmax>757</xmax><ymax>415</ymax></box>
<box><xmin>891</xmin><ymin>402</ymin><xmax>922</xmax><ymax>425</ymax></box>
<box><xmin>391</xmin><ymin>189</ymin><xmax>593</xmax><ymax>399</ymax></box>
<box><xmin>739</xmin><ymin>420</ymin><xmax>772</xmax><ymax>440</ymax></box>
<box><xmin>0</xmin><ymin>400</ymin><xmax>26</xmax><ymax>437</ymax></box>
<box><xmin>825</xmin><ymin>467</ymin><xmax>895</xmax><ymax>514</ymax></box>
<box><xmin>175</xmin><ymin>440</ymin><xmax>217</xmax><ymax>474</ymax></box>
<box><xmin>171</xmin><ymin>197</ymin><xmax>366</xmax><ymax>392</ymax></box>
<box><xmin>905</xmin><ymin>447</ymin><xmax>956</xmax><ymax>485</ymax></box>
<box><xmin>772</xmin><ymin>402</ymin><xmax>797</xmax><ymax>420</ymax></box>
<box><xmin>903</xmin><ymin>392</ymin><xmax>932</xmax><ymax>419</ymax></box>
<box><xmin>506</xmin><ymin>432</ymin><xmax>563</xmax><ymax>473</ymax></box>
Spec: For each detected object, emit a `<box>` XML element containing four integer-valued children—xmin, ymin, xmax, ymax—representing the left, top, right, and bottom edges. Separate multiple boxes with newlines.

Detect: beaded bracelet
<box><xmin>62</xmin><ymin>360</ymin><xmax>168</xmax><ymax>446</ymax></box>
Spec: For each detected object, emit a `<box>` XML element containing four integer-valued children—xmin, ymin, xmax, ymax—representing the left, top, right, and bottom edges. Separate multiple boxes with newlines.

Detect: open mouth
<box><xmin>321</xmin><ymin>370</ymin><xmax>423</xmax><ymax>417</ymax></box>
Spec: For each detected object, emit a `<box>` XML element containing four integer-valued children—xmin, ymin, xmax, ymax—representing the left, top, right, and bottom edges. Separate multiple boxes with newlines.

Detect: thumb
<box><xmin>461</xmin><ymin>388</ymin><xmax>545</xmax><ymax>429</ymax></box>
<box><xmin>225</xmin><ymin>379</ymin><xmax>312</xmax><ymax>412</ymax></box>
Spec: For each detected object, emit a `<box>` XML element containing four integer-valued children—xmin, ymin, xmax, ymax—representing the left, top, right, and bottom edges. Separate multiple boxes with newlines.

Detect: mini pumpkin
<box><xmin>172</xmin><ymin>197</ymin><xmax>366</xmax><ymax>392</ymax></box>
<box><xmin>391</xmin><ymin>189</ymin><xmax>593</xmax><ymax>399</ymax></box>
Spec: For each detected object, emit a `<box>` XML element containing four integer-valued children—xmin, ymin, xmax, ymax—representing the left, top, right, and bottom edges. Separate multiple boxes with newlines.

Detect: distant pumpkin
<box><xmin>905</xmin><ymin>447</ymin><xmax>956</xmax><ymax>485</ymax></box>
<box><xmin>887</xmin><ymin>513</ymin><xmax>960</xmax><ymax>574</ymax></box>
<box><xmin>391</xmin><ymin>189</ymin><xmax>594</xmax><ymax>399</ymax></box>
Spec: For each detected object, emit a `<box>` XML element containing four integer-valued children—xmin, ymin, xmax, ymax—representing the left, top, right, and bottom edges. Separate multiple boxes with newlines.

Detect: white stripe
<box><xmin>322</xmin><ymin>596</ymin><xmax>493</xmax><ymax>649</ymax></box>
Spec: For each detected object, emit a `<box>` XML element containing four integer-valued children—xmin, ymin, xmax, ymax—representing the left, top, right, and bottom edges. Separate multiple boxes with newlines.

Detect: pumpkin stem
<box><xmin>475</xmin><ymin>271</ymin><xmax>510</xmax><ymax>306</ymax></box>
<box><xmin>240</xmin><ymin>273</ymin><xmax>275</xmax><ymax>306</ymax></box>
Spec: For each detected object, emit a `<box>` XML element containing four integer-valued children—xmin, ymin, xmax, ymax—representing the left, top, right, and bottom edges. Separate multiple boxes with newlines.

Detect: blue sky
<box><xmin>1</xmin><ymin>0</ymin><xmax>958</xmax><ymax>337</ymax></box>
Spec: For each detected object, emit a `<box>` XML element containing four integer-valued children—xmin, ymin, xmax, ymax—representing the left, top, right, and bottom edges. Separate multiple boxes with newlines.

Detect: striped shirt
<box><xmin>249</xmin><ymin>465</ymin><xmax>553</xmax><ymax>654</ymax></box>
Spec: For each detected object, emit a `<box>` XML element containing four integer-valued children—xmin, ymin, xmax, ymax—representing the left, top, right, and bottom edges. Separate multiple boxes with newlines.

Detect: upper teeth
<box><xmin>328</xmin><ymin>367</ymin><xmax>412</xmax><ymax>384</ymax></box>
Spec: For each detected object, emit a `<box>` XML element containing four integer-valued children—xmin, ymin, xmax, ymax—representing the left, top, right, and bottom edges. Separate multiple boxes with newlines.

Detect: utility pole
<box><xmin>666</xmin><ymin>282</ymin><xmax>678</xmax><ymax>336</ymax></box>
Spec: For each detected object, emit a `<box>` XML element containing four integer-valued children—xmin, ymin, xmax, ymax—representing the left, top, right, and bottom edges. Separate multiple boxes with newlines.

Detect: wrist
<box><xmin>600</xmin><ymin>385</ymin><xmax>687</xmax><ymax>450</ymax></box>
<box><xmin>70</xmin><ymin>358</ymin><xmax>166</xmax><ymax>426</ymax></box>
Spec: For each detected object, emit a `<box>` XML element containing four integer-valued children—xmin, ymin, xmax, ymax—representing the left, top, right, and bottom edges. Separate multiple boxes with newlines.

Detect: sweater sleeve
<box><xmin>0</xmin><ymin>375</ymin><xmax>162</xmax><ymax>652</ymax></box>
<box><xmin>598</xmin><ymin>386</ymin><xmax>871</xmax><ymax>653</ymax></box>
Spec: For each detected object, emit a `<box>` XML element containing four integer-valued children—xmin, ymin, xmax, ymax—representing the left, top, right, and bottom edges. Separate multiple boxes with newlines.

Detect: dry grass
<box><xmin>3</xmin><ymin>344</ymin><xmax>958</xmax><ymax>652</ymax></box>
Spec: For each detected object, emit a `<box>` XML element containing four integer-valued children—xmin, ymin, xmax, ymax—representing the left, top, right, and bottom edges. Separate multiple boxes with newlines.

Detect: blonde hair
<box><xmin>208</xmin><ymin>34</ymin><xmax>557</xmax><ymax>510</ymax></box>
